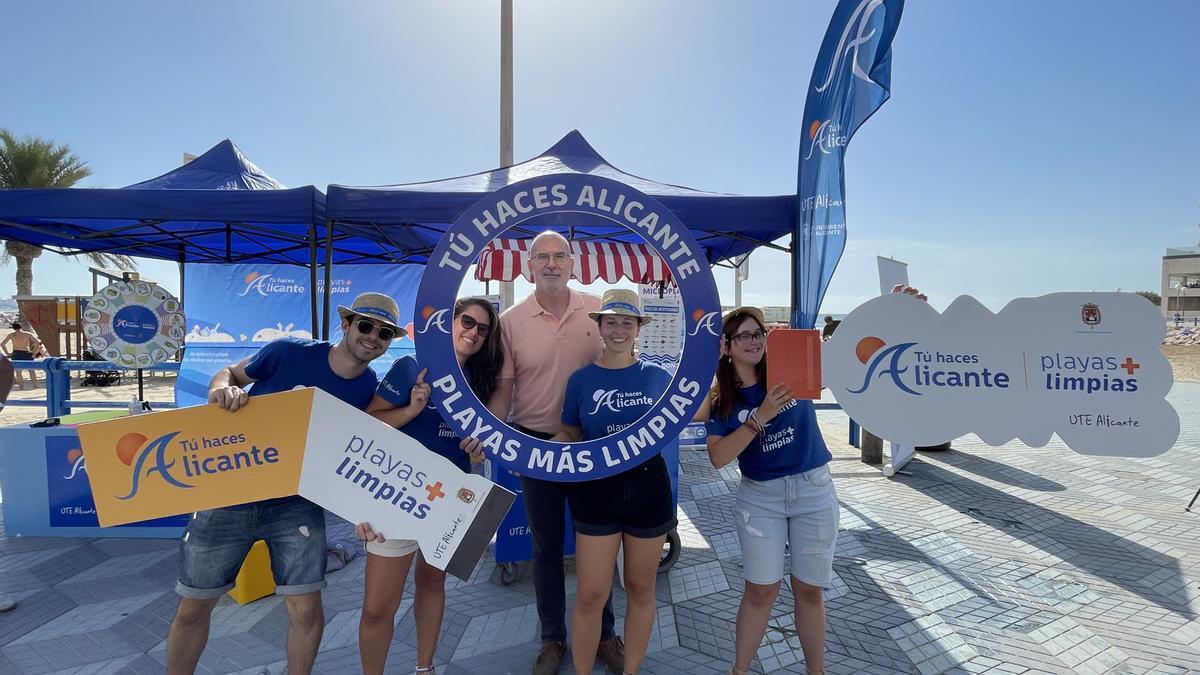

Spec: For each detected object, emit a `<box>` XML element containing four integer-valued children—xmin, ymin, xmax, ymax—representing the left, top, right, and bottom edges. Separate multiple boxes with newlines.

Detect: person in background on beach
<box><xmin>1</xmin><ymin>322</ymin><xmax>44</xmax><ymax>389</ymax></box>
<box><xmin>820</xmin><ymin>315</ymin><xmax>838</xmax><ymax>342</ymax></box>
<box><xmin>485</xmin><ymin>230</ymin><xmax>626</xmax><ymax>675</ymax></box>
<box><xmin>165</xmin><ymin>292</ymin><xmax>401</xmax><ymax>675</ymax></box>
<box><xmin>0</xmin><ymin>353</ymin><xmax>14</xmax><ymax>613</ymax></box>
<box><xmin>354</xmin><ymin>297</ymin><xmax>504</xmax><ymax>675</ymax></box>
<box><xmin>552</xmin><ymin>289</ymin><xmax>674</xmax><ymax>675</ymax></box>
<box><xmin>706</xmin><ymin>307</ymin><xmax>838</xmax><ymax>675</ymax></box>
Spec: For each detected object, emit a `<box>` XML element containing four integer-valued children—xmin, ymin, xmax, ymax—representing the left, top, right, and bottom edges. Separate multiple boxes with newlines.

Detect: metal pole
<box><xmin>308</xmin><ymin>223</ymin><xmax>319</xmax><ymax>337</ymax></box>
<box><xmin>790</xmin><ymin>235</ymin><xmax>798</xmax><ymax>328</ymax></box>
<box><xmin>323</xmin><ymin>222</ymin><xmax>334</xmax><ymax>340</ymax></box>
<box><xmin>500</xmin><ymin>0</ymin><xmax>513</xmax><ymax>168</ymax></box>
<box><xmin>178</xmin><ymin>245</ymin><xmax>186</xmax><ymax>311</ymax></box>
<box><xmin>499</xmin><ymin>0</ymin><xmax>516</xmax><ymax>311</ymax></box>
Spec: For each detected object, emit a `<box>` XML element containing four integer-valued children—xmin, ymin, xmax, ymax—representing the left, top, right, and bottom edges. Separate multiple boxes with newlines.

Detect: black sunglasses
<box><xmin>459</xmin><ymin>313</ymin><xmax>491</xmax><ymax>337</ymax></box>
<box><xmin>354</xmin><ymin>317</ymin><xmax>397</xmax><ymax>341</ymax></box>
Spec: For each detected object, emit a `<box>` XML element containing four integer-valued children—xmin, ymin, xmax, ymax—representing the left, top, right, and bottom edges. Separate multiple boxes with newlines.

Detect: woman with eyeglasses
<box><xmin>552</xmin><ymin>288</ymin><xmax>674</xmax><ymax>675</ymax></box>
<box><xmin>705</xmin><ymin>307</ymin><xmax>838</xmax><ymax>675</ymax></box>
<box><xmin>353</xmin><ymin>297</ymin><xmax>504</xmax><ymax>675</ymax></box>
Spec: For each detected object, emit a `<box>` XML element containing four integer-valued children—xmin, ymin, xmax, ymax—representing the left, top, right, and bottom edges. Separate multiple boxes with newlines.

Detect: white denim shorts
<box><xmin>735</xmin><ymin>464</ymin><xmax>840</xmax><ymax>587</ymax></box>
<box><xmin>366</xmin><ymin>537</ymin><xmax>419</xmax><ymax>558</ymax></box>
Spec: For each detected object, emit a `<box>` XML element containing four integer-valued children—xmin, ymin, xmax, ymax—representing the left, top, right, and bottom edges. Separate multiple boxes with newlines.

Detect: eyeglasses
<box><xmin>730</xmin><ymin>329</ymin><xmax>767</xmax><ymax>345</ymax></box>
<box><xmin>459</xmin><ymin>313</ymin><xmax>491</xmax><ymax>337</ymax></box>
<box><xmin>531</xmin><ymin>251</ymin><xmax>570</xmax><ymax>265</ymax></box>
<box><xmin>354</xmin><ymin>317</ymin><xmax>397</xmax><ymax>341</ymax></box>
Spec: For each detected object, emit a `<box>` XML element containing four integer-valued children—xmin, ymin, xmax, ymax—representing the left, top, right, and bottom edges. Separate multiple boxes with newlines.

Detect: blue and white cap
<box><xmin>337</xmin><ymin>292</ymin><xmax>405</xmax><ymax>337</ymax></box>
<box><xmin>587</xmin><ymin>288</ymin><xmax>653</xmax><ymax>325</ymax></box>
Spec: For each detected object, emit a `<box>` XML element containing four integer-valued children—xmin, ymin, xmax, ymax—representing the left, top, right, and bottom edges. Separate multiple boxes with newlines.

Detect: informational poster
<box><xmin>638</xmin><ymin>283</ymin><xmax>685</xmax><ymax>373</ymax></box>
<box><xmin>183</xmin><ymin>263</ymin><xmax>421</xmax><ymax>345</ymax></box>
<box><xmin>175</xmin><ymin>263</ymin><xmax>420</xmax><ymax>408</ymax></box>
<box><xmin>823</xmin><ymin>292</ymin><xmax>1179</xmax><ymax>457</ymax></box>
<box><xmin>77</xmin><ymin>388</ymin><xmax>515</xmax><ymax>579</ymax></box>
<box><xmin>44</xmin><ymin>435</ymin><xmax>188</xmax><ymax>529</ymax></box>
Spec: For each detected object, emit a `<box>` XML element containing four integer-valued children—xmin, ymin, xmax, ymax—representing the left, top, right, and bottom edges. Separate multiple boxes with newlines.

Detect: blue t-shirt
<box><xmin>377</xmin><ymin>355</ymin><xmax>470</xmax><ymax>472</ymax></box>
<box><xmin>244</xmin><ymin>337</ymin><xmax>378</xmax><ymax>410</ymax></box>
<box><xmin>705</xmin><ymin>385</ymin><xmax>831</xmax><ymax>481</ymax></box>
<box><xmin>562</xmin><ymin>361</ymin><xmax>672</xmax><ymax>441</ymax></box>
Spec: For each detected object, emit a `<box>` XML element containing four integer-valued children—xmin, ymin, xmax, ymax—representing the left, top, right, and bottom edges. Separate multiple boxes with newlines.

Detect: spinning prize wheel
<box><xmin>81</xmin><ymin>281</ymin><xmax>184</xmax><ymax>403</ymax></box>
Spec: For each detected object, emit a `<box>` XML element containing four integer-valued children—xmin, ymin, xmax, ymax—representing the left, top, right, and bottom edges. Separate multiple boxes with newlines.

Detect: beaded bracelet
<box><xmin>744</xmin><ymin>417</ymin><xmax>762</xmax><ymax>435</ymax></box>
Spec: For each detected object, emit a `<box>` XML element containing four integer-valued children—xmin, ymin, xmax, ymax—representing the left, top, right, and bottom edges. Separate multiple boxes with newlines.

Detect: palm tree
<box><xmin>0</xmin><ymin>130</ymin><xmax>135</xmax><ymax>295</ymax></box>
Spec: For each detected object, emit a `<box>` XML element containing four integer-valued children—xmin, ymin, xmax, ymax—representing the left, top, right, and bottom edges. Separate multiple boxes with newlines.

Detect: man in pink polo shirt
<box><xmin>489</xmin><ymin>231</ymin><xmax>624</xmax><ymax>674</ymax></box>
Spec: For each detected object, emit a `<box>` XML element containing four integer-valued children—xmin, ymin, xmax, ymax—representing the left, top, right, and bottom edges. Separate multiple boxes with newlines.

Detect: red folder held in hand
<box><xmin>766</xmin><ymin>329</ymin><xmax>822</xmax><ymax>400</ymax></box>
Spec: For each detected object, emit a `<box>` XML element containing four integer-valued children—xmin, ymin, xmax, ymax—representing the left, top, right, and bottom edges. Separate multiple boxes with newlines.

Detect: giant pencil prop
<box><xmin>77</xmin><ymin>387</ymin><xmax>514</xmax><ymax>580</ymax></box>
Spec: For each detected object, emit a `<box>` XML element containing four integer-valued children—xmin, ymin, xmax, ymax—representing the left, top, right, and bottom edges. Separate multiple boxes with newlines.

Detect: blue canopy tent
<box><xmin>325</xmin><ymin>130</ymin><xmax>798</xmax><ymax>268</ymax></box>
<box><xmin>0</xmin><ymin>139</ymin><xmax>371</xmax><ymax>334</ymax></box>
<box><xmin>0</xmin><ymin>140</ymin><xmax>335</xmax><ymax>266</ymax></box>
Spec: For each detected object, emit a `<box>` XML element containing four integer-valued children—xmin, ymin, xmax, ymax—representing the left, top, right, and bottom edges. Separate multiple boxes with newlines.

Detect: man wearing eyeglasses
<box><xmin>488</xmin><ymin>231</ymin><xmax>624</xmax><ymax>675</ymax></box>
<box><xmin>165</xmin><ymin>292</ymin><xmax>402</xmax><ymax>675</ymax></box>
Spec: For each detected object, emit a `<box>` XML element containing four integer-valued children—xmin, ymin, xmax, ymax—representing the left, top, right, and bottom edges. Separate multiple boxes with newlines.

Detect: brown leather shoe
<box><xmin>533</xmin><ymin>640</ymin><xmax>566</xmax><ymax>675</ymax></box>
<box><xmin>595</xmin><ymin>635</ymin><xmax>625</xmax><ymax>674</ymax></box>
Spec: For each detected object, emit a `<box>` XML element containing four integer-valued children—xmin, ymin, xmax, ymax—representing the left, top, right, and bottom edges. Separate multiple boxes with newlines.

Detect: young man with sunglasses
<box><xmin>165</xmin><ymin>292</ymin><xmax>403</xmax><ymax>675</ymax></box>
<box><xmin>487</xmin><ymin>231</ymin><xmax>625</xmax><ymax>675</ymax></box>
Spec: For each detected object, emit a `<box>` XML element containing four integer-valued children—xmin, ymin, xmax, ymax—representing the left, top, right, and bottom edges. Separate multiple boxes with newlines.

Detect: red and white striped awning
<box><xmin>474</xmin><ymin>239</ymin><xmax>672</xmax><ymax>285</ymax></box>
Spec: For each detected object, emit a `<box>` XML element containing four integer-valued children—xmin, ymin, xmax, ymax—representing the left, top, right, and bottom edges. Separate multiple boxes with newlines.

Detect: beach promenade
<box><xmin>1</xmin><ymin>387</ymin><xmax>1198</xmax><ymax>673</ymax></box>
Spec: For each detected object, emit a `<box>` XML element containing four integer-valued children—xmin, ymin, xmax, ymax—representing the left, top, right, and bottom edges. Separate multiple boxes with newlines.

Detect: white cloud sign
<box><xmin>822</xmin><ymin>293</ymin><xmax>1178</xmax><ymax>457</ymax></box>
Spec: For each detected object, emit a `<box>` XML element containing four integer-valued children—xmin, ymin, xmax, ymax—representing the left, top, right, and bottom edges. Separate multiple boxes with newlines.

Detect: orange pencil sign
<box><xmin>766</xmin><ymin>329</ymin><xmax>823</xmax><ymax>400</ymax></box>
<box><xmin>77</xmin><ymin>388</ymin><xmax>315</xmax><ymax>527</ymax></box>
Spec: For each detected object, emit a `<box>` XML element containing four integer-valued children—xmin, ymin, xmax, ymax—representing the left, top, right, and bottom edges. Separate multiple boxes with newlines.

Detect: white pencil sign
<box><xmin>823</xmin><ymin>293</ymin><xmax>1178</xmax><ymax>457</ymax></box>
<box><xmin>298</xmin><ymin>389</ymin><xmax>515</xmax><ymax>579</ymax></box>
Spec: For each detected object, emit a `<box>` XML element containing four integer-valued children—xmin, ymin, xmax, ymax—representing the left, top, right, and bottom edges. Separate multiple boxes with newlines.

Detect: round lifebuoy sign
<box><xmin>413</xmin><ymin>174</ymin><xmax>720</xmax><ymax>481</ymax></box>
<box><xmin>82</xmin><ymin>281</ymin><xmax>185</xmax><ymax>368</ymax></box>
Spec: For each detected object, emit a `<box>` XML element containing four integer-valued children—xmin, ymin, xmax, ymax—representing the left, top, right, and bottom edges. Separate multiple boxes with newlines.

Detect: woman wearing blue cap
<box><xmin>554</xmin><ymin>288</ymin><xmax>675</xmax><ymax>675</ymax></box>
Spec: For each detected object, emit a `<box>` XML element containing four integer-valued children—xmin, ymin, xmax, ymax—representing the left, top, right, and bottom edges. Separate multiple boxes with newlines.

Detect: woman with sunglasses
<box><xmin>354</xmin><ymin>297</ymin><xmax>504</xmax><ymax>675</ymax></box>
<box><xmin>553</xmin><ymin>288</ymin><xmax>674</xmax><ymax>675</ymax></box>
<box><xmin>705</xmin><ymin>307</ymin><xmax>837</xmax><ymax>675</ymax></box>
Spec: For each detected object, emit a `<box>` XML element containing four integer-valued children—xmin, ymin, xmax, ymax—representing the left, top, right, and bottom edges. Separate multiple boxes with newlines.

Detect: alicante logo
<box><xmin>116</xmin><ymin>431</ymin><xmax>191</xmax><ymax>500</ymax></box>
<box><xmin>115</xmin><ymin>430</ymin><xmax>282</xmax><ymax>500</ymax></box>
<box><xmin>847</xmin><ymin>336</ymin><xmax>920</xmax><ymax>395</ymax></box>
<box><xmin>813</xmin><ymin>0</ymin><xmax>887</xmax><ymax>94</ymax></box>
<box><xmin>238</xmin><ymin>271</ymin><xmax>305</xmax><ymax>297</ymax></box>
<box><xmin>848</xmin><ymin>335</ymin><xmax>1012</xmax><ymax>396</ymax></box>
<box><xmin>63</xmin><ymin>447</ymin><xmax>87</xmax><ymax>480</ymax></box>
<box><xmin>804</xmin><ymin>119</ymin><xmax>849</xmax><ymax>160</ymax></box>
<box><xmin>589</xmin><ymin>389</ymin><xmax>654</xmax><ymax>415</ymax></box>
<box><xmin>687</xmin><ymin>309</ymin><xmax>721</xmax><ymax>337</ymax></box>
<box><xmin>418</xmin><ymin>306</ymin><xmax>451</xmax><ymax>335</ymax></box>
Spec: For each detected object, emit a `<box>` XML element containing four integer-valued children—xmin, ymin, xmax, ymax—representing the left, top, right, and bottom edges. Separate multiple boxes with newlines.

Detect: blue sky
<box><xmin>2</xmin><ymin>0</ymin><xmax>1198</xmax><ymax>313</ymax></box>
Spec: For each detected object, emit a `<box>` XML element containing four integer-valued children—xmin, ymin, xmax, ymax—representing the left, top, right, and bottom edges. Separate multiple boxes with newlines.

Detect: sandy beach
<box><xmin>1162</xmin><ymin>345</ymin><xmax>1200</xmax><ymax>383</ymax></box>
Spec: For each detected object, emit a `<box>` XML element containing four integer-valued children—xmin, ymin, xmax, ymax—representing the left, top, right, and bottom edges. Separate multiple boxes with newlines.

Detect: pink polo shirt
<box><xmin>499</xmin><ymin>289</ymin><xmax>602</xmax><ymax>434</ymax></box>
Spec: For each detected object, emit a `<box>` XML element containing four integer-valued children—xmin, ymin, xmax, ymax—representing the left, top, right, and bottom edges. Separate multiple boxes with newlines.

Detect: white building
<box><xmin>1161</xmin><ymin>246</ymin><xmax>1200</xmax><ymax>317</ymax></box>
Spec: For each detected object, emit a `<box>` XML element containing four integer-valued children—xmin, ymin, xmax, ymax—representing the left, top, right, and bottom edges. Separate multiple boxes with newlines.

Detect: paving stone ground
<box><xmin>2</xmin><ymin>385</ymin><xmax>1199</xmax><ymax>674</ymax></box>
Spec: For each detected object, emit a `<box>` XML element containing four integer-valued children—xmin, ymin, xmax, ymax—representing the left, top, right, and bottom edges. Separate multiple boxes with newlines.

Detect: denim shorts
<box><xmin>736</xmin><ymin>464</ymin><xmax>839</xmax><ymax>587</ymax></box>
<box><xmin>176</xmin><ymin>495</ymin><xmax>327</xmax><ymax>599</ymax></box>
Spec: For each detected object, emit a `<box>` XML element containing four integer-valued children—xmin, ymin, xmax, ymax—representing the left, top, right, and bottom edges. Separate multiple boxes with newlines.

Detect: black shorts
<box><xmin>568</xmin><ymin>453</ymin><xmax>676</xmax><ymax>539</ymax></box>
<box><xmin>11</xmin><ymin>350</ymin><xmax>33</xmax><ymax>361</ymax></box>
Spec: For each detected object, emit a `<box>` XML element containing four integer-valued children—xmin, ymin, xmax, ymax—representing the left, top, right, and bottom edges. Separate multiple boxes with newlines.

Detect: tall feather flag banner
<box><xmin>794</xmin><ymin>0</ymin><xmax>904</xmax><ymax>328</ymax></box>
